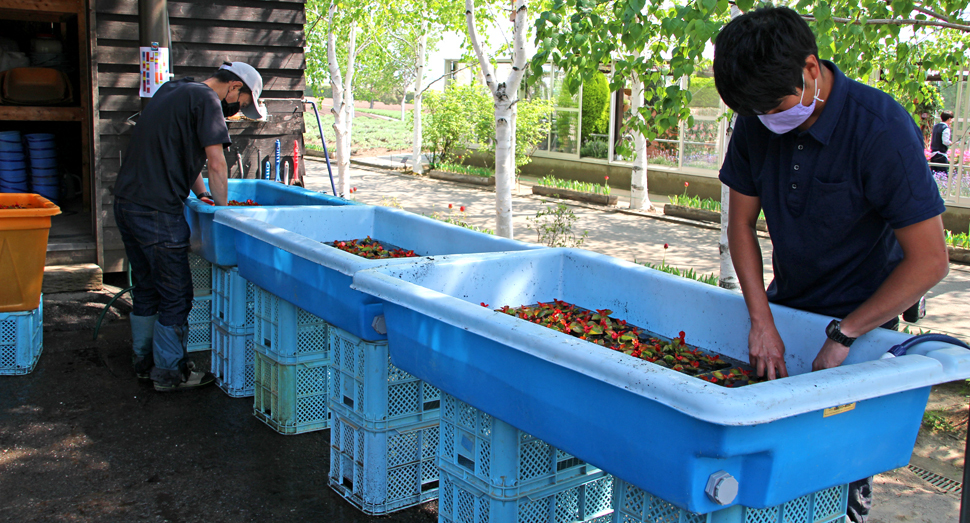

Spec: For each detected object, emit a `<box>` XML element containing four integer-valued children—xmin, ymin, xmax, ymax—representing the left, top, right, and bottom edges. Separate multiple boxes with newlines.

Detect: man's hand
<box><xmin>748</xmin><ymin>320</ymin><xmax>788</xmax><ymax>380</ymax></box>
<box><xmin>812</xmin><ymin>339</ymin><xmax>851</xmax><ymax>371</ymax></box>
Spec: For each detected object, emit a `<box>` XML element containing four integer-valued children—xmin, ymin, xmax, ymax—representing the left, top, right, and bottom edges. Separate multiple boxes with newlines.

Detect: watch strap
<box><xmin>826</xmin><ymin>319</ymin><xmax>856</xmax><ymax>347</ymax></box>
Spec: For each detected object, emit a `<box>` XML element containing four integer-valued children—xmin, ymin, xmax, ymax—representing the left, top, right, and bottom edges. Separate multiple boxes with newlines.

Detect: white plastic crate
<box><xmin>611</xmin><ymin>479</ymin><xmax>848</xmax><ymax>523</ymax></box>
<box><xmin>253</xmin><ymin>287</ymin><xmax>329</xmax><ymax>364</ymax></box>
<box><xmin>328</xmin><ymin>324</ymin><xmax>440</xmax><ymax>430</ymax></box>
<box><xmin>187</xmin><ymin>295</ymin><xmax>211</xmax><ymax>353</ymax></box>
<box><xmin>211</xmin><ymin>321</ymin><xmax>254</xmax><ymax>398</ymax></box>
<box><xmin>329</xmin><ymin>410</ymin><xmax>439</xmax><ymax>515</ymax></box>
<box><xmin>253</xmin><ymin>348</ymin><xmax>330</xmax><ymax>434</ymax></box>
<box><xmin>212</xmin><ymin>265</ymin><xmax>254</xmax><ymax>333</ymax></box>
<box><xmin>440</xmin><ymin>393</ymin><xmax>599</xmax><ymax>499</ymax></box>
<box><xmin>189</xmin><ymin>252</ymin><xmax>211</xmax><ymax>296</ymax></box>
<box><xmin>439</xmin><ymin>466</ymin><xmax>613</xmax><ymax>523</ymax></box>
<box><xmin>0</xmin><ymin>299</ymin><xmax>43</xmax><ymax>375</ymax></box>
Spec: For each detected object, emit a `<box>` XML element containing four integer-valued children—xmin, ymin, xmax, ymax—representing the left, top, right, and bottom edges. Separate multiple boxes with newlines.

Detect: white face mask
<box><xmin>758</xmin><ymin>74</ymin><xmax>825</xmax><ymax>134</ymax></box>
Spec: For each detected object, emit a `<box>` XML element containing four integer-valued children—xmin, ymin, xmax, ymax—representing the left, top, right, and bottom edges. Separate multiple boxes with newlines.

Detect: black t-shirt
<box><xmin>114</xmin><ymin>78</ymin><xmax>231</xmax><ymax>214</ymax></box>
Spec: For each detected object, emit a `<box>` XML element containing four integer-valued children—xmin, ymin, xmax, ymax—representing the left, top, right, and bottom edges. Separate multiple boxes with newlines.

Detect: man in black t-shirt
<box><xmin>113</xmin><ymin>62</ymin><xmax>264</xmax><ymax>391</ymax></box>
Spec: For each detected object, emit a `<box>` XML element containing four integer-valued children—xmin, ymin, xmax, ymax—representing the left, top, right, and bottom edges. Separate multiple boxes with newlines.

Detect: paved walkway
<box><xmin>307</xmin><ymin>156</ymin><xmax>970</xmax><ymax>341</ymax></box>
<box><xmin>303</xmin><ymin>157</ymin><xmax>969</xmax><ymax>522</ymax></box>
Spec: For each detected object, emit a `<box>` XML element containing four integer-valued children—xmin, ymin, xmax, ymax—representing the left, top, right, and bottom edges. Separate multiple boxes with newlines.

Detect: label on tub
<box><xmin>823</xmin><ymin>403</ymin><xmax>856</xmax><ymax>417</ymax></box>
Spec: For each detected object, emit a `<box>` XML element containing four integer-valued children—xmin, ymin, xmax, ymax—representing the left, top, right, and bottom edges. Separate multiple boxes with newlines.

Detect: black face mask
<box><xmin>221</xmin><ymin>99</ymin><xmax>241</xmax><ymax>118</ymax></box>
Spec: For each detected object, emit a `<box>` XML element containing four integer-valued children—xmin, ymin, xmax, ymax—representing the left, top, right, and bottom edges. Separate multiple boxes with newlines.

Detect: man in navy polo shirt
<box><xmin>714</xmin><ymin>7</ymin><xmax>949</xmax><ymax>522</ymax></box>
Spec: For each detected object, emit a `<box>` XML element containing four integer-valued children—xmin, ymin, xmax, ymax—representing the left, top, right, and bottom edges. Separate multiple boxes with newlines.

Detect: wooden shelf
<box><xmin>0</xmin><ymin>105</ymin><xmax>82</xmax><ymax>121</ymax></box>
<box><xmin>0</xmin><ymin>0</ymin><xmax>80</xmax><ymax>15</ymax></box>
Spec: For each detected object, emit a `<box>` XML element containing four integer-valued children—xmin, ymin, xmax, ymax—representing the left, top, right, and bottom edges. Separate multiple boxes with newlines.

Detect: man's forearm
<box><xmin>207</xmin><ymin>159</ymin><xmax>229</xmax><ymax>206</ymax></box>
<box><xmin>728</xmin><ymin>221</ymin><xmax>773</xmax><ymax>325</ymax></box>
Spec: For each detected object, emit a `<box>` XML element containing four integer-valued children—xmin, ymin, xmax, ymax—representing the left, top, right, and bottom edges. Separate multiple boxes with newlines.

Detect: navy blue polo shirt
<box><xmin>719</xmin><ymin>61</ymin><xmax>945</xmax><ymax>319</ymax></box>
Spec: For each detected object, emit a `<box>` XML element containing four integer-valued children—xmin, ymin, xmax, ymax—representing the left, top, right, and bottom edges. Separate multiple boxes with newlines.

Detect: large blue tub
<box><xmin>213</xmin><ymin>206</ymin><xmax>541</xmax><ymax>341</ymax></box>
<box><xmin>350</xmin><ymin>248</ymin><xmax>970</xmax><ymax>513</ymax></box>
<box><xmin>185</xmin><ymin>179</ymin><xmax>355</xmax><ymax>266</ymax></box>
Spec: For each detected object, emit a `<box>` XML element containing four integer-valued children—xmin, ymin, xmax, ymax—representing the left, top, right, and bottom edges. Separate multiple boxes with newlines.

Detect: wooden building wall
<box><xmin>92</xmin><ymin>0</ymin><xmax>307</xmax><ymax>272</ymax></box>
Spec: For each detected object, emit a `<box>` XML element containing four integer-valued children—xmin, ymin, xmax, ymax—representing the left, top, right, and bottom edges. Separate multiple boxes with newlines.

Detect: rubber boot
<box><xmin>151</xmin><ymin>322</ymin><xmax>214</xmax><ymax>392</ymax></box>
<box><xmin>130</xmin><ymin>313</ymin><xmax>158</xmax><ymax>380</ymax></box>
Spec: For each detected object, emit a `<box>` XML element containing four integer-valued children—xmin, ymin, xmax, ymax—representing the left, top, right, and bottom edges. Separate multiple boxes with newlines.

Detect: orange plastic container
<box><xmin>0</xmin><ymin>193</ymin><xmax>60</xmax><ymax>312</ymax></box>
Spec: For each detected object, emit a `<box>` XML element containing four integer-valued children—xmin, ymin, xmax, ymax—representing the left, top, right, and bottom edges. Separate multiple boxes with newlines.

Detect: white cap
<box><xmin>220</xmin><ymin>61</ymin><xmax>265</xmax><ymax>120</ymax></box>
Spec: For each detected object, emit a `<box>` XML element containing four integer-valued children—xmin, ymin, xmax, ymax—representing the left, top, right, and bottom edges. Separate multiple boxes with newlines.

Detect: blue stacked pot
<box><xmin>0</xmin><ymin>131</ymin><xmax>28</xmax><ymax>193</ymax></box>
<box><xmin>25</xmin><ymin>133</ymin><xmax>58</xmax><ymax>203</ymax></box>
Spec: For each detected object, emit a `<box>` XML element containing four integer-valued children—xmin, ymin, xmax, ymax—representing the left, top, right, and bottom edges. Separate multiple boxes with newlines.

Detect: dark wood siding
<box><xmin>94</xmin><ymin>0</ymin><xmax>307</xmax><ymax>271</ymax></box>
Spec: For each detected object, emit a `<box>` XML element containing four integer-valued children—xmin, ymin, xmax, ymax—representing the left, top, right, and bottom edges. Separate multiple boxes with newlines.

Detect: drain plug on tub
<box><xmin>705</xmin><ymin>470</ymin><xmax>739</xmax><ymax>505</ymax></box>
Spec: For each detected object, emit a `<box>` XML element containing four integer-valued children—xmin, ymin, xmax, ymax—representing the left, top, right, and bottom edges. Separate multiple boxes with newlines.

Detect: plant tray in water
<box><xmin>326</xmin><ymin>236</ymin><xmax>418</xmax><ymax>259</ymax></box>
<box><xmin>493</xmin><ymin>299</ymin><xmax>764</xmax><ymax>387</ymax></box>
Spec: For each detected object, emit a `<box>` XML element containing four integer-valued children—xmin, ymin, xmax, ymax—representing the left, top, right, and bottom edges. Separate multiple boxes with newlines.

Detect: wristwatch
<box><xmin>825</xmin><ymin>320</ymin><xmax>856</xmax><ymax>348</ymax></box>
<box><xmin>198</xmin><ymin>191</ymin><xmax>213</xmax><ymax>200</ymax></box>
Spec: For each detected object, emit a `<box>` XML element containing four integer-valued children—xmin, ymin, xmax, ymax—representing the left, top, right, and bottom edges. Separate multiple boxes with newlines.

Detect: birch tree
<box><xmin>410</xmin><ymin>19</ymin><xmax>430</xmax><ymax>173</ymax></box>
<box><xmin>326</xmin><ymin>2</ymin><xmax>363</xmax><ymax>196</ymax></box>
<box><xmin>467</xmin><ymin>0</ymin><xmax>529</xmax><ymax>238</ymax></box>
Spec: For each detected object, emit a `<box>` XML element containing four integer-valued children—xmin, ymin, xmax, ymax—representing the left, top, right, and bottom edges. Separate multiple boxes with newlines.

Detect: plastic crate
<box><xmin>0</xmin><ymin>299</ymin><xmax>43</xmax><ymax>375</ymax></box>
<box><xmin>329</xmin><ymin>410</ymin><xmax>439</xmax><ymax>515</ymax></box>
<box><xmin>438</xmin><ymin>465</ymin><xmax>613</xmax><ymax>523</ymax></box>
<box><xmin>253</xmin><ymin>287</ymin><xmax>329</xmax><ymax>364</ymax></box>
<box><xmin>211</xmin><ymin>321</ymin><xmax>255</xmax><ymax>398</ymax></box>
<box><xmin>187</xmin><ymin>295</ymin><xmax>211</xmax><ymax>353</ymax></box>
<box><xmin>328</xmin><ymin>324</ymin><xmax>440</xmax><ymax>430</ymax></box>
<box><xmin>211</xmin><ymin>265</ymin><xmax>255</xmax><ymax>334</ymax></box>
<box><xmin>440</xmin><ymin>393</ymin><xmax>599</xmax><ymax>499</ymax></box>
<box><xmin>189</xmin><ymin>252</ymin><xmax>211</xmax><ymax>297</ymax></box>
<box><xmin>253</xmin><ymin>349</ymin><xmax>330</xmax><ymax>434</ymax></box>
<box><xmin>611</xmin><ymin>479</ymin><xmax>848</xmax><ymax>523</ymax></box>
<box><xmin>0</xmin><ymin>194</ymin><xmax>59</xmax><ymax>312</ymax></box>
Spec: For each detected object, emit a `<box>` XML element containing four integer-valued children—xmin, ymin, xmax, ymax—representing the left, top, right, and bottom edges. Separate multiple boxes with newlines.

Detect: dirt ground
<box><xmin>0</xmin><ymin>286</ymin><xmax>437</xmax><ymax>523</ymax></box>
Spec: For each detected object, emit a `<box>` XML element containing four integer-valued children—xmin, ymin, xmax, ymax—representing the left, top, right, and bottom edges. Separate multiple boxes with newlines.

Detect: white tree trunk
<box><xmin>719</xmin><ymin>115</ymin><xmax>740</xmax><ymax>291</ymax></box>
<box><xmin>400</xmin><ymin>92</ymin><xmax>407</xmax><ymax>121</ymax></box>
<box><xmin>629</xmin><ymin>72</ymin><xmax>654</xmax><ymax>211</ymax></box>
<box><xmin>467</xmin><ymin>0</ymin><xmax>527</xmax><ymax>239</ymax></box>
<box><xmin>410</xmin><ymin>19</ymin><xmax>428</xmax><ymax>174</ymax></box>
<box><xmin>719</xmin><ymin>5</ymin><xmax>742</xmax><ymax>291</ymax></box>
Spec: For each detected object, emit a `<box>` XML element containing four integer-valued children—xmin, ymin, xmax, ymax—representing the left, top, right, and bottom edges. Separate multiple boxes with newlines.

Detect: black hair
<box><xmin>942</xmin><ymin>111</ymin><xmax>954</xmax><ymax>122</ymax></box>
<box><xmin>713</xmin><ymin>6</ymin><xmax>819</xmax><ymax>116</ymax></box>
<box><xmin>210</xmin><ymin>68</ymin><xmax>252</xmax><ymax>94</ymax></box>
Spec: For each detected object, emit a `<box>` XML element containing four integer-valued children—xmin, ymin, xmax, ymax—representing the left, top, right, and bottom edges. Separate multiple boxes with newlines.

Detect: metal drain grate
<box><xmin>908</xmin><ymin>465</ymin><xmax>963</xmax><ymax>494</ymax></box>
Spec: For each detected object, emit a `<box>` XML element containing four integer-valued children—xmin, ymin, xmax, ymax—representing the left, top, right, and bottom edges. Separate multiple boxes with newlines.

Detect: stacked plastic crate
<box><xmin>0</xmin><ymin>298</ymin><xmax>43</xmax><ymax>375</ymax></box>
<box><xmin>251</xmin><ymin>287</ymin><xmax>331</xmax><ymax>434</ymax></box>
<box><xmin>0</xmin><ymin>193</ymin><xmax>60</xmax><ymax>375</ymax></box>
<box><xmin>327</xmin><ymin>324</ymin><xmax>441</xmax><ymax>515</ymax></box>
<box><xmin>611</xmin><ymin>479</ymin><xmax>849</xmax><ymax>523</ymax></box>
<box><xmin>187</xmin><ymin>253</ymin><xmax>212</xmax><ymax>352</ymax></box>
<box><xmin>436</xmin><ymin>393</ymin><xmax>614</xmax><ymax>523</ymax></box>
<box><xmin>210</xmin><ymin>265</ymin><xmax>256</xmax><ymax>397</ymax></box>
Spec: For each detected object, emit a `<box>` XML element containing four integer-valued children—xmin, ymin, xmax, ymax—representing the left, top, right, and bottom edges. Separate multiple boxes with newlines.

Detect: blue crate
<box><xmin>212</xmin><ymin>265</ymin><xmax>254</xmax><ymax>334</ymax></box>
<box><xmin>187</xmin><ymin>295</ymin><xmax>211</xmax><ymax>353</ymax></box>
<box><xmin>253</xmin><ymin>348</ymin><xmax>330</xmax><ymax>434</ymax></box>
<box><xmin>189</xmin><ymin>252</ymin><xmax>211</xmax><ymax>296</ymax></box>
<box><xmin>0</xmin><ymin>299</ymin><xmax>43</xmax><ymax>375</ymax></box>
<box><xmin>438</xmin><ymin>465</ymin><xmax>613</xmax><ymax>523</ymax></box>
<box><xmin>329</xmin><ymin>410</ymin><xmax>439</xmax><ymax>515</ymax></box>
<box><xmin>253</xmin><ymin>287</ymin><xmax>329</xmax><ymax>364</ymax></box>
<box><xmin>185</xmin><ymin>179</ymin><xmax>358</xmax><ymax>266</ymax></box>
<box><xmin>328</xmin><ymin>324</ymin><xmax>439</xmax><ymax>430</ymax></box>
<box><xmin>211</xmin><ymin>321</ymin><xmax>254</xmax><ymax>398</ymax></box>
<box><xmin>611</xmin><ymin>479</ymin><xmax>848</xmax><ymax>523</ymax></box>
<box><xmin>439</xmin><ymin>393</ymin><xmax>599</xmax><ymax>500</ymax></box>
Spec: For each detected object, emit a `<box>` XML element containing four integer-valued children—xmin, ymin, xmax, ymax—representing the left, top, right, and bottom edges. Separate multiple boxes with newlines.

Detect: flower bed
<box><xmin>327</xmin><ymin>236</ymin><xmax>417</xmax><ymax>259</ymax></box>
<box><xmin>492</xmin><ymin>299</ymin><xmax>763</xmax><ymax>387</ymax></box>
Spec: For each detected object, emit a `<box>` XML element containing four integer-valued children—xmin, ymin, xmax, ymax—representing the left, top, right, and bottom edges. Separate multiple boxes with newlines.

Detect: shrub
<box><xmin>421</xmin><ymin>84</ymin><xmax>490</xmax><ymax>169</ymax></box>
<box><xmin>474</xmin><ymin>97</ymin><xmax>553</xmax><ymax>173</ymax></box>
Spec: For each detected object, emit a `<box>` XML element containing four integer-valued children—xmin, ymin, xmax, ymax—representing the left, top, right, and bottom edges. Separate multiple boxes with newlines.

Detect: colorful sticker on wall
<box><xmin>139</xmin><ymin>47</ymin><xmax>171</xmax><ymax>98</ymax></box>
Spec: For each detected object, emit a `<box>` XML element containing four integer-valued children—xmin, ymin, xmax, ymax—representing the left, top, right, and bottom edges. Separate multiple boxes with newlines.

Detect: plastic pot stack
<box><xmin>25</xmin><ymin>133</ymin><xmax>58</xmax><ymax>204</ymax></box>
<box><xmin>0</xmin><ymin>131</ymin><xmax>28</xmax><ymax>193</ymax></box>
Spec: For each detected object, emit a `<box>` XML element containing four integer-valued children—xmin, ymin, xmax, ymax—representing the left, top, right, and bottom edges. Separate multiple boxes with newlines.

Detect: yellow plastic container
<box><xmin>0</xmin><ymin>193</ymin><xmax>60</xmax><ymax>312</ymax></box>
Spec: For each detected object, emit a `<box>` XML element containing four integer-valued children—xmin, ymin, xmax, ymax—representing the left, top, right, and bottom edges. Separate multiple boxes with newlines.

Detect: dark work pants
<box><xmin>847</xmin><ymin>476</ymin><xmax>872</xmax><ymax>523</ymax></box>
<box><xmin>113</xmin><ymin>198</ymin><xmax>194</xmax><ymax>329</ymax></box>
<box><xmin>930</xmin><ymin>152</ymin><xmax>949</xmax><ymax>174</ymax></box>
